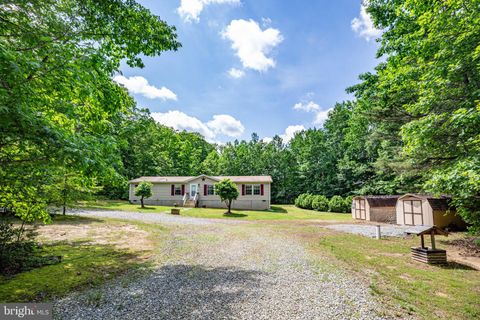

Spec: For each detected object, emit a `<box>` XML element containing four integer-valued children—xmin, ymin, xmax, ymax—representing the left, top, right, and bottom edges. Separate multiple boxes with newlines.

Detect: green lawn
<box><xmin>78</xmin><ymin>199</ymin><xmax>172</xmax><ymax>213</ymax></box>
<box><xmin>0</xmin><ymin>215</ymin><xmax>151</xmax><ymax>302</ymax></box>
<box><xmin>80</xmin><ymin>200</ymin><xmax>352</xmax><ymax>221</ymax></box>
<box><xmin>309</xmin><ymin>230</ymin><xmax>480</xmax><ymax>319</ymax></box>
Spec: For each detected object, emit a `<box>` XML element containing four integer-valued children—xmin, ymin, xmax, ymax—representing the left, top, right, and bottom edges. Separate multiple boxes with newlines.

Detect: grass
<box><xmin>0</xmin><ymin>242</ymin><xmax>146</xmax><ymax>302</ymax></box>
<box><xmin>309</xmin><ymin>230</ymin><xmax>480</xmax><ymax>319</ymax></box>
<box><xmin>79</xmin><ymin>200</ymin><xmax>352</xmax><ymax>221</ymax></box>
<box><xmin>78</xmin><ymin>199</ymin><xmax>171</xmax><ymax>213</ymax></box>
<box><xmin>0</xmin><ymin>215</ymin><xmax>153</xmax><ymax>302</ymax></box>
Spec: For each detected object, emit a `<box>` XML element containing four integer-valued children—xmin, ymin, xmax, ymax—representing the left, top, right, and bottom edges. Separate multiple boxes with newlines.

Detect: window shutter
<box><xmin>171</xmin><ymin>185</ymin><xmax>174</xmax><ymax>196</ymax></box>
<box><xmin>181</xmin><ymin>184</ymin><xmax>185</xmax><ymax>195</ymax></box>
<box><xmin>242</xmin><ymin>184</ymin><xmax>245</xmax><ymax>196</ymax></box>
<box><xmin>204</xmin><ymin>185</ymin><xmax>207</xmax><ymax>196</ymax></box>
<box><xmin>260</xmin><ymin>184</ymin><xmax>264</xmax><ymax>196</ymax></box>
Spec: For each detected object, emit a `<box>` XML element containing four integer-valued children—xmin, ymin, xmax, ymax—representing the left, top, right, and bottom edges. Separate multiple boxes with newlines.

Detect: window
<box><xmin>244</xmin><ymin>184</ymin><xmax>261</xmax><ymax>196</ymax></box>
<box><xmin>174</xmin><ymin>185</ymin><xmax>182</xmax><ymax>195</ymax></box>
<box><xmin>207</xmin><ymin>185</ymin><xmax>215</xmax><ymax>195</ymax></box>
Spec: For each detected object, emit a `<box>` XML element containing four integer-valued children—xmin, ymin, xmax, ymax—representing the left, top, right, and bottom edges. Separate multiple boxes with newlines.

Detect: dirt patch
<box><xmin>36</xmin><ymin>222</ymin><xmax>154</xmax><ymax>253</ymax></box>
<box><xmin>445</xmin><ymin>236</ymin><xmax>480</xmax><ymax>257</ymax></box>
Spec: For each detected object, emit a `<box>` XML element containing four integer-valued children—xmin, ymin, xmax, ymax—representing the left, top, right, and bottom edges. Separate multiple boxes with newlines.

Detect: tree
<box><xmin>215</xmin><ymin>179</ymin><xmax>239</xmax><ymax>214</ymax></box>
<box><xmin>134</xmin><ymin>182</ymin><xmax>152</xmax><ymax>209</ymax></box>
<box><xmin>0</xmin><ymin>0</ymin><xmax>180</xmax><ymax>223</ymax></box>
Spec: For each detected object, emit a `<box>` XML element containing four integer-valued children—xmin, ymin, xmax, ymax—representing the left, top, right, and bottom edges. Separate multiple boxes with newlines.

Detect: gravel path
<box><xmin>325</xmin><ymin>223</ymin><xmax>425</xmax><ymax>238</ymax></box>
<box><xmin>68</xmin><ymin>209</ymin><xmax>245</xmax><ymax>226</ymax></box>
<box><xmin>54</xmin><ymin>221</ymin><xmax>393</xmax><ymax>320</ymax></box>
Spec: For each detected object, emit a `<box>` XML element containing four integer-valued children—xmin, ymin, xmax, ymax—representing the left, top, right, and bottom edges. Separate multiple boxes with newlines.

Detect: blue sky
<box><xmin>115</xmin><ymin>0</ymin><xmax>381</xmax><ymax>143</ymax></box>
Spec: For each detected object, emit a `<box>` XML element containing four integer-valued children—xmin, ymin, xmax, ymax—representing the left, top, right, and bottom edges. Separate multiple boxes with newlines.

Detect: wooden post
<box><xmin>430</xmin><ymin>230</ymin><xmax>436</xmax><ymax>250</ymax></box>
<box><xmin>420</xmin><ymin>234</ymin><xmax>425</xmax><ymax>249</ymax></box>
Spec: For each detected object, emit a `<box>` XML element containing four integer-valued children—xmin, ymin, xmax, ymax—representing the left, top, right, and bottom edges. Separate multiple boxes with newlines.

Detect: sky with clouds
<box><xmin>115</xmin><ymin>0</ymin><xmax>381</xmax><ymax>143</ymax></box>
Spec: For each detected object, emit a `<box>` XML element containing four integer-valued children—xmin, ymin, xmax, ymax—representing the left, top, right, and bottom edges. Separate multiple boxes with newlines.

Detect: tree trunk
<box><xmin>227</xmin><ymin>200</ymin><xmax>232</xmax><ymax>213</ymax></box>
<box><xmin>62</xmin><ymin>174</ymin><xmax>67</xmax><ymax>215</ymax></box>
<box><xmin>141</xmin><ymin>196</ymin><xmax>145</xmax><ymax>208</ymax></box>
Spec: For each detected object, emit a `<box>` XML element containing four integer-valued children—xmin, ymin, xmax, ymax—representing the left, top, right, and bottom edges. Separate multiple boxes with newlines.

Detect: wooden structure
<box><xmin>352</xmin><ymin>195</ymin><xmax>399</xmax><ymax>223</ymax></box>
<box><xmin>405</xmin><ymin>226</ymin><xmax>448</xmax><ymax>264</ymax></box>
<box><xmin>396</xmin><ymin>194</ymin><xmax>464</xmax><ymax>228</ymax></box>
<box><xmin>171</xmin><ymin>208</ymin><xmax>180</xmax><ymax>215</ymax></box>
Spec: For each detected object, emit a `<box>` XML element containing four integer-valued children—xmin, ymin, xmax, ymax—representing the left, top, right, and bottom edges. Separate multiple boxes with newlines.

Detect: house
<box><xmin>351</xmin><ymin>195</ymin><xmax>399</xmax><ymax>223</ymax></box>
<box><xmin>395</xmin><ymin>194</ymin><xmax>465</xmax><ymax>228</ymax></box>
<box><xmin>128</xmin><ymin>174</ymin><xmax>272</xmax><ymax>210</ymax></box>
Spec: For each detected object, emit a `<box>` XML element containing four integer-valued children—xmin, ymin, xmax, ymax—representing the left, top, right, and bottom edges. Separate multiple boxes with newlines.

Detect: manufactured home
<box><xmin>395</xmin><ymin>194</ymin><xmax>464</xmax><ymax>228</ymax></box>
<box><xmin>352</xmin><ymin>195</ymin><xmax>399</xmax><ymax>223</ymax></box>
<box><xmin>128</xmin><ymin>175</ymin><xmax>272</xmax><ymax>210</ymax></box>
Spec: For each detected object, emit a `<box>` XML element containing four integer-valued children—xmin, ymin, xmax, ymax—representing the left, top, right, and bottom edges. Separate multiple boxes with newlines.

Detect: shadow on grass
<box><xmin>0</xmin><ymin>240</ymin><xmax>149</xmax><ymax>302</ymax></box>
<box><xmin>223</xmin><ymin>213</ymin><xmax>248</xmax><ymax>218</ymax></box>
<box><xmin>438</xmin><ymin>261</ymin><xmax>477</xmax><ymax>271</ymax></box>
<box><xmin>269</xmin><ymin>206</ymin><xmax>288</xmax><ymax>213</ymax></box>
<box><xmin>50</xmin><ymin>214</ymin><xmax>105</xmax><ymax>225</ymax></box>
<box><xmin>68</xmin><ymin>264</ymin><xmax>264</xmax><ymax>319</ymax></box>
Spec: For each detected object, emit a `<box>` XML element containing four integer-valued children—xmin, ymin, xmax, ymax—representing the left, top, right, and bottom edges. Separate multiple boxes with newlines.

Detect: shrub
<box><xmin>329</xmin><ymin>195</ymin><xmax>345</xmax><ymax>213</ymax></box>
<box><xmin>302</xmin><ymin>194</ymin><xmax>315</xmax><ymax>210</ymax></box>
<box><xmin>343</xmin><ymin>195</ymin><xmax>354</xmax><ymax>213</ymax></box>
<box><xmin>294</xmin><ymin>194</ymin><xmax>306</xmax><ymax>208</ymax></box>
<box><xmin>0</xmin><ymin>221</ymin><xmax>37</xmax><ymax>275</ymax></box>
<box><xmin>312</xmin><ymin>195</ymin><xmax>329</xmax><ymax>212</ymax></box>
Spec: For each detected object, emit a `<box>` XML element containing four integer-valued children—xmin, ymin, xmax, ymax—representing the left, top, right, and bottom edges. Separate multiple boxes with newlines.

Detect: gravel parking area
<box><xmin>54</xmin><ymin>222</ymin><xmax>392</xmax><ymax>319</ymax></box>
<box><xmin>325</xmin><ymin>223</ymin><xmax>423</xmax><ymax>238</ymax></box>
<box><xmin>68</xmin><ymin>209</ymin><xmax>245</xmax><ymax>226</ymax></box>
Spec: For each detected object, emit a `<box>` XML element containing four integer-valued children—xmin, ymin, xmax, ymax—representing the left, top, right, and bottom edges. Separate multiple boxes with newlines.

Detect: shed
<box><xmin>395</xmin><ymin>194</ymin><xmax>464</xmax><ymax>228</ymax></box>
<box><xmin>351</xmin><ymin>195</ymin><xmax>399</xmax><ymax>223</ymax></box>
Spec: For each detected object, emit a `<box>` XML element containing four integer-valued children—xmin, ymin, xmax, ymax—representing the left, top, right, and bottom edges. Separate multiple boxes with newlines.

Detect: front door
<box><xmin>355</xmin><ymin>199</ymin><xmax>366</xmax><ymax>220</ymax></box>
<box><xmin>190</xmin><ymin>184</ymin><xmax>198</xmax><ymax>199</ymax></box>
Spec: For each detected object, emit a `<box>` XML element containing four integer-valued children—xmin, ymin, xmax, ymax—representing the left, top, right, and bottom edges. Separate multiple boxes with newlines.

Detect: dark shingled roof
<box><xmin>353</xmin><ymin>195</ymin><xmax>400</xmax><ymax>207</ymax></box>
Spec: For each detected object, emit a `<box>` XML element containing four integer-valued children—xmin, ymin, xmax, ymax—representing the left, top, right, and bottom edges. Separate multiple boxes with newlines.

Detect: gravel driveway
<box><xmin>55</xmin><ymin>214</ymin><xmax>396</xmax><ymax>319</ymax></box>
<box><xmin>68</xmin><ymin>209</ymin><xmax>245</xmax><ymax>226</ymax></box>
<box><xmin>325</xmin><ymin>223</ymin><xmax>425</xmax><ymax>238</ymax></box>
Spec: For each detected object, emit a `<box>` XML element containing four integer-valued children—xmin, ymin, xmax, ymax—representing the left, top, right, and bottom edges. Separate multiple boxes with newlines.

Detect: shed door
<box><xmin>355</xmin><ymin>199</ymin><xmax>366</xmax><ymax>220</ymax></box>
<box><xmin>403</xmin><ymin>200</ymin><xmax>423</xmax><ymax>226</ymax></box>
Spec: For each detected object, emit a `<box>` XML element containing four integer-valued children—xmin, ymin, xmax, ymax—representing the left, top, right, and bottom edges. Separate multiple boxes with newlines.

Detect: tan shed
<box><xmin>395</xmin><ymin>194</ymin><xmax>465</xmax><ymax>228</ymax></box>
<box><xmin>352</xmin><ymin>195</ymin><xmax>399</xmax><ymax>223</ymax></box>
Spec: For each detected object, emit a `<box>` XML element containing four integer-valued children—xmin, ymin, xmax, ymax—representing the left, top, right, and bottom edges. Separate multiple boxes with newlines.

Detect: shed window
<box><xmin>207</xmin><ymin>185</ymin><xmax>215</xmax><ymax>195</ymax></box>
<box><xmin>253</xmin><ymin>185</ymin><xmax>261</xmax><ymax>195</ymax></box>
<box><xmin>245</xmin><ymin>185</ymin><xmax>252</xmax><ymax>195</ymax></box>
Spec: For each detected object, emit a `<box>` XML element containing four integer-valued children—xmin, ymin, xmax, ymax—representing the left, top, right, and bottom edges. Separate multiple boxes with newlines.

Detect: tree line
<box><xmin>1</xmin><ymin>1</ymin><xmax>479</xmax><ymax>232</ymax></box>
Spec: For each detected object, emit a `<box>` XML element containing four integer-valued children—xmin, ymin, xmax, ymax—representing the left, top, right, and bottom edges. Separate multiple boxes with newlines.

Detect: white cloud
<box><xmin>280</xmin><ymin>125</ymin><xmax>305</xmax><ymax>143</ymax></box>
<box><xmin>177</xmin><ymin>0</ymin><xmax>240</xmax><ymax>23</ymax></box>
<box><xmin>313</xmin><ymin>109</ymin><xmax>332</xmax><ymax>125</ymax></box>
<box><xmin>351</xmin><ymin>4</ymin><xmax>382</xmax><ymax>41</ymax></box>
<box><xmin>262</xmin><ymin>137</ymin><xmax>273</xmax><ymax>143</ymax></box>
<box><xmin>292</xmin><ymin>100</ymin><xmax>332</xmax><ymax>126</ymax></box>
<box><xmin>113</xmin><ymin>75</ymin><xmax>177</xmax><ymax>101</ymax></box>
<box><xmin>207</xmin><ymin>114</ymin><xmax>245</xmax><ymax>137</ymax></box>
<box><xmin>293</xmin><ymin>101</ymin><xmax>320</xmax><ymax>112</ymax></box>
<box><xmin>151</xmin><ymin>111</ymin><xmax>244</xmax><ymax>142</ymax></box>
<box><xmin>222</xmin><ymin>19</ymin><xmax>283</xmax><ymax>72</ymax></box>
<box><xmin>228</xmin><ymin>68</ymin><xmax>245</xmax><ymax>79</ymax></box>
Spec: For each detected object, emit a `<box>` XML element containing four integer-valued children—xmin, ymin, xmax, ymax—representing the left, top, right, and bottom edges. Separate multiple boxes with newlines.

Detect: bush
<box><xmin>312</xmin><ymin>195</ymin><xmax>329</xmax><ymax>212</ymax></box>
<box><xmin>329</xmin><ymin>195</ymin><xmax>346</xmax><ymax>213</ymax></box>
<box><xmin>295</xmin><ymin>193</ymin><xmax>316</xmax><ymax>209</ymax></box>
<box><xmin>343</xmin><ymin>195</ymin><xmax>354</xmax><ymax>213</ymax></box>
<box><xmin>0</xmin><ymin>221</ymin><xmax>37</xmax><ymax>275</ymax></box>
<box><xmin>303</xmin><ymin>194</ymin><xmax>315</xmax><ymax>210</ymax></box>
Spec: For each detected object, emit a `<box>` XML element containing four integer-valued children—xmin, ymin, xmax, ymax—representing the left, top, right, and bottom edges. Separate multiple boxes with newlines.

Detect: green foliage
<box><xmin>312</xmin><ymin>195</ymin><xmax>329</xmax><ymax>212</ymax></box>
<box><xmin>328</xmin><ymin>196</ymin><xmax>345</xmax><ymax>213</ymax></box>
<box><xmin>215</xmin><ymin>179</ymin><xmax>239</xmax><ymax>213</ymax></box>
<box><xmin>134</xmin><ymin>182</ymin><xmax>153</xmax><ymax>208</ymax></box>
<box><xmin>343</xmin><ymin>196</ymin><xmax>354</xmax><ymax>213</ymax></box>
<box><xmin>0</xmin><ymin>221</ymin><xmax>45</xmax><ymax>276</ymax></box>
<box><xmin>0</xmin><ymin>0</ymin><xmax>180</xmax><ymax>223</ymax></box>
